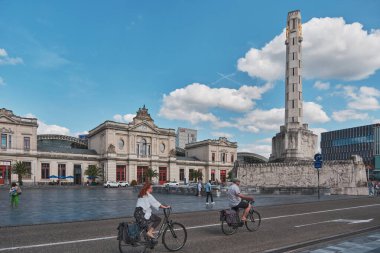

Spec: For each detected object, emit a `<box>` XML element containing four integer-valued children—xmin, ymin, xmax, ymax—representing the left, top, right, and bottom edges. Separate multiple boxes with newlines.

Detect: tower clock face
<box><xmin>160</xmin><ymin>143</ymin><xmax>165</xmax><ymax>153</ymax></box>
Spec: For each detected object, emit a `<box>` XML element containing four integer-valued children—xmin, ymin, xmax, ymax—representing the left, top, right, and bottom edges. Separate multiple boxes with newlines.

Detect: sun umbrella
<box><xmin>65</xmin><ymin>175</ymin><xmax>74</xmax><ymax>179</ymax></box>
<box><xmin>49</xmin><ymin>175</ymin><xmax>58</xmax><ymax>179</ymax></box>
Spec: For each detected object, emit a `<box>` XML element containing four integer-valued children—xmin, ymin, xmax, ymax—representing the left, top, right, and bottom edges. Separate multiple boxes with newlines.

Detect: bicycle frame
<box><xmin>152</xmin><ymin>208</ymin><xmax>172</xmax><ymax>240</ymax></box>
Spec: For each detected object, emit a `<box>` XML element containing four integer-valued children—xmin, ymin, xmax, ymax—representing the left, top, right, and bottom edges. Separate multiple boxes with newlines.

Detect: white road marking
<box><xmin>295</xmin><ymin>218</ymin><xmax>374</xmax><ymax>228</ymax></box>
<box><xmin>1</xmin><ymin>203</ymin><xmax>379</xmax><ymax>251</ymax></box>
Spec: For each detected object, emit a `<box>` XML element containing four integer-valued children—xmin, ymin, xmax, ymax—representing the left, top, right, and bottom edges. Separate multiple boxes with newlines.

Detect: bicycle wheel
<box><xmin>221</xmin><ymin>220</ymin><xmax>237</xmax><ymax>235</ymax></box>
<box><xmin>118</xmin><ymin>239</ymin><xmax>131</xmax><ymax>253</ymax></box>
<box><xmin>162</xmin><ymin>222</ymin><xmax>187</xmax><ymax>251</ymax></box>
<box><xmin>245</xmin><ymin>210</ymin><xmax>261</xmax><ymax>232</ymax></box>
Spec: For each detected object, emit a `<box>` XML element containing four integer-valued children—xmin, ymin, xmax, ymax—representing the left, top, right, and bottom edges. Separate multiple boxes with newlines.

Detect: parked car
<box><xmin>118</xmin><ymin>181</ymin><xmax>129</xmax><ymax>187</ymax></box>
<box><xmin>104</xmin><ymin>181</ymin><xmax>120</xmax><ymax>188</ymax></box>
<box><xmin>165</xmin><ymin>181</ymin><xmax>179</xmax><ymax>187</ymax></box>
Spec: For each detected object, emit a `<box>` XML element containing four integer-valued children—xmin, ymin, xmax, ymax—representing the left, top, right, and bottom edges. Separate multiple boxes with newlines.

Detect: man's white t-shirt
<box><xmin>227</xmin><ymin>184</ymin><xmax>241</xmax><ymax>207</ymax></box>
<box><xmin>136</xmin><ymin>193</ymin><xmax>161</xmax><ymax>219</ymax></box>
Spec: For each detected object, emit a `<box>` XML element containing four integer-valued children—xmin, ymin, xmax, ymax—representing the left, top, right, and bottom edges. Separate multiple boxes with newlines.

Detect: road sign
<box><xmin>314</xmin><ymin>153</ymin><xmax>322</xmax><ymax>162</ymax></box>
<box><xmin>314</xmin><ymin>161</ymin><xmax>322</xmax><ymax>169</ymax></box>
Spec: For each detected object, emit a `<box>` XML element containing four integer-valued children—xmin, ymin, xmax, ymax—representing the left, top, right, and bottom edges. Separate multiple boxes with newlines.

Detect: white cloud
<box><xmin>0</xmin><ymin>49</ymin><xmax>7</xmax><ymax>57</ymax></box>
<box><xmin>37</xmin><ymin>121</ymin><xmax>70</xmax><ymax>135</ymax></box>
<box><xmin>235</xmin><ymin>101</ymin><xmax>329</xmax><ymax>133</ymax></box>
<box><xmin>303</xmin><ymin>101</ymin><xmax>330</xmax><ymax>123</ymax></box>
<box><xmin>337</xmin><ymin>85</ymin><xmax>380</xmax><ymax>110</ymax></box>
<box><xmin>316</xmin><ymin>96</ymin><xmax>323</xmax><ymax>101</ymax></box>
<box><xmin>310</xmin><ymin>128</ymin><xmax>327</xmax><ymax>152</ymax></box>
<box><xmin>332</xmin><ymin>109</ymin><xmax>369</xmax><ymax>122</ymax></box>
<box><xmin>236</xmin><ymin>108</ymin><xmax>284</xmax><ymax>132</ymax></box>
<box><xmin>0</xmin><ymin>77</ymin><xmax>5</xmax><ymax>86</ymax></box>
<box><xmin>238</xmin><ymin>143</ymin><xmax>272</xmax><ymax>159</ymax></box>
<box><xmin>313</xmin><ymin>81</ymin><xmax>330</xmax><ymax>90</ymax></box>
<box><xmin>257</xmin><ymin>137</ymin><xmax>272</xmax><ymax>143</ymax></box>
<box><xmin>238</xmin><ymin>17</ymin><xmax>380</xmax><ymax>81</ymax></box>
<box><xmin>24</xmin><ymin>113</ymin><xmax>71</xmax><ymax>136</ymax></box>
<box><xmin>211</xmin><ymin>132</ymin><xmax>234</xmax><ymax>139</ymax></box>
<box><xmin>0</xmin><ymin>48</ymin><xmax>23</xmax><ymax>65</ymax></box>
<box><xmin>113</xmin><ymin>113</ymin><xmax>136</xmax><ymax>123</ymax></box>
<box><xmin>159</xmin><ymin>83</ymin><xmax>273</xmax><ymax>125</ymax></box>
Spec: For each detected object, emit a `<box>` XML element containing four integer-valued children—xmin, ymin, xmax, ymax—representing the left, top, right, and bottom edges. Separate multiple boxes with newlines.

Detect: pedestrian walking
<box><xmin>9</xmin><ymin>182</ymin><xmax>21</xmax><ymax>208</ymax></box>
<box><xmin>205</xmin><ymin>180</ymin><xmax>214</xmax><ymax>206</ymax></box>
<box><xmin>368</xmin><ymin>180</ymin><xmax>374</xmax><ymax>196</ymax></box>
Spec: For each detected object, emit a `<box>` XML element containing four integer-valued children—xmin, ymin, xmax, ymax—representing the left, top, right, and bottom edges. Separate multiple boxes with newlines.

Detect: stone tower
<box><xmin>269</xmin><ymin>10</ymin><xmax>318</xmax><ymax>162</ymax></box>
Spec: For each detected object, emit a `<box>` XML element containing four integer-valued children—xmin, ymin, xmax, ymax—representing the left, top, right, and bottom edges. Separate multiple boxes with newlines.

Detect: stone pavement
<box><xmin>0</xmin><ymin>186</ymin><xmax>362</xmax><ymax>227</ymax></box>
<box><xmin>299</xmin><ymin>231</ymin><xmax>380</xmax><ymax>253</ymax></box>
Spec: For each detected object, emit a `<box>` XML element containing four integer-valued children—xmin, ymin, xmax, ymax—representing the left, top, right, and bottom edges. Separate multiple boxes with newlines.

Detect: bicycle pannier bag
<box><xmin>117</xmin><ymin>222</ymin><xmax>140</xmax><ymax>244</ymax></box>
<box><xmin>225</xmin><ymin>209</ymin><xmax>239</xmax><ymax>226</ymax></box>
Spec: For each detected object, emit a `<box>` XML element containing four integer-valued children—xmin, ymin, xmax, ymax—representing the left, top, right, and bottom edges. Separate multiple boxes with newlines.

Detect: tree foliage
<box><xmin>11</xmin><ymin>161</ymin><xmax>30</xmax><ymax>186</ymax></box>
<box><xmin>84</xmin><ymin>165</ymin><xmax>103</xmax><ymax>181</ymax></box>
<box><xmin>144</xmin><ymin>168</ymin><xmax>158</xmax><ymax>182</ymax></box>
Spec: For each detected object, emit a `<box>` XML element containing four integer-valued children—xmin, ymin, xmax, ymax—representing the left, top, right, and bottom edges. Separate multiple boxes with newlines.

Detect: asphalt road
<box><xmin>1</xmin><ymin>197</ymin><xmax>380</xmax><ymax>253</ymax></box>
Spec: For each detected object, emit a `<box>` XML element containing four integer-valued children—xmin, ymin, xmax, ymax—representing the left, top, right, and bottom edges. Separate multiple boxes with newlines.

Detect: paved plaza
<box><xmin>0</xmin><ymin>186</ymin><xmax>362</xmax><ymax>227</ymax></box>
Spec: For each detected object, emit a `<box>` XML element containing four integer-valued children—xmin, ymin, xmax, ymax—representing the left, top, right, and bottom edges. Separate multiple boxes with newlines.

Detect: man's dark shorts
<box><xmin>232</xmin><ymin>201</ymin><xmax>249</xmax><ymax>211</ymax></box>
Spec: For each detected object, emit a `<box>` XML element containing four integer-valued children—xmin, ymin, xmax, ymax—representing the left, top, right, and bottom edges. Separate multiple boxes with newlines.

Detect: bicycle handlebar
<box><xmin>163</xmin><ymin>206</ymin><xmax>172</xmax><ymax>218</ymax></box>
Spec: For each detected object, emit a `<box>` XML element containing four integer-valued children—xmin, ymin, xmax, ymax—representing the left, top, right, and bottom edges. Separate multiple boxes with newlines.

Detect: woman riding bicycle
<box><xmin>134</xmin><ymin>183</ymin><xmax>170</xmax><ymax>239</ymax></box>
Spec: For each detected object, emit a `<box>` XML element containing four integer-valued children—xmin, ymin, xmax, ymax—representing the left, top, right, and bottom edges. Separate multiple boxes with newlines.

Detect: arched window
<box><xmin>137</xmin><ymin>138</ymin><xmax>151</xmax><ymax>157</ymax></box>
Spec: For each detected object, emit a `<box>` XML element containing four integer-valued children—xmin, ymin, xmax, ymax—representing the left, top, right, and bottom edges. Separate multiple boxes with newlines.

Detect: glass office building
<box><xmin>321</xmin><ymin>124</ymin><xmax>380</xmax><ymax>179</ymax></box>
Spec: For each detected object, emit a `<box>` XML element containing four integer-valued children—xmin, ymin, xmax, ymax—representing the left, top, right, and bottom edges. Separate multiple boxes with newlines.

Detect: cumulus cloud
<box><xmin>37</xmin><ymin>121</ymin><xmax>70</xmax><ymax>135</ymax></box>
<box><xmin>0</xmin><ymin>48</ymin><xmax>23</xmax><ymax>65</ymax></box>
<box><xmin>337</xmin><ymin>85</ymin><xmax>380</xmax><ymax>110</ymax></box>
<box><xmin>211</xmin><ymin>132</ymin><xmax>234</xmax><ymax>139</ymax></box>
<box><xmin>113</xmin><ymin>113</ymin><xmax>135</xmax><ymax>123</ymax></box>
<box><xmin>238</xmin><ymin>17</ymin><xmax>380</xmax><ymax>81</ymax></box>
<box><xmin>159</xmin><ymin>83</ymin><xmax>273</xmax><ymax>125</ymax></box>
<box><xmin>236</xmin><ymin>108</ymin><xmax>284</xmax><ymax>132</ymax></box>
<box><xmin>236</xmin><ymin>101</ymin><xmax>329</xmax><ymax>133</ymax></box>
<box><xmin>332</xmin><ymin>109</ymin><xmax>369</xmax><ymax>122</ymax></box>
<box><xmin>24</xmin><ymin>113</ymin><xmax>71</xmax><ymax>136</ymax></box>
<box><xmin>313</xmin><ymin>81</ymin><xmax>330</xmax><ymax>90</ymax></box>
<box><xmin>238</xmin><ymin>143</ymin><xmax>272</xmax><ymax>159</ymax></box>
<box><xmin>303</xmin><ymin>101</ymin><xmax>330</xmax><ymax>123</ymax></box>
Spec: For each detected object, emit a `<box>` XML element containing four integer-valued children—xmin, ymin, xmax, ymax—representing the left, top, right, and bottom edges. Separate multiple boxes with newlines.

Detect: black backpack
<box><xmin>117</xmin><ymin>222</ymin><xmax>141</xmax><ymax>244</ymax></box>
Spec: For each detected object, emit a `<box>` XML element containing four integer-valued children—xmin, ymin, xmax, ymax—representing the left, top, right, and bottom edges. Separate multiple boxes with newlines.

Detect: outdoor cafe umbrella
<box><xmin>48</xmin><ymin>175</ymin><xmax>58</xmax><ymax>179</ymax></box>
<box><xmin>65</xmin><ymin>176</ymin><xmax>74</xmax><ymax>179</ymax></box>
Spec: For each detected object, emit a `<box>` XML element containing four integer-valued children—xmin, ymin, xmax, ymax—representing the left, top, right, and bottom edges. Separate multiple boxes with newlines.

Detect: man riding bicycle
<box><xmin>227</xmin><ymin>178</ymin><xmax>254</xmax><ymax>222</ymax></box>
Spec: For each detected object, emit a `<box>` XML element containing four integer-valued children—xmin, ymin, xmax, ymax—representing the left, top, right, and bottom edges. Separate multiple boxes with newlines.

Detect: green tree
<box><xmin>84</xmin><ymin>165</ymin><xmax>103</xmax><ymax>182</ymax></box>
<box><xmin>11</xmin><ymin>161</ymin><xmax>30</xmax><ymax>186</ymax></box>
<box><xmin>227</xmin><ymin>170</ymin><xmax>234</xmax><ymax>181</ymax></box>
<box><xmin>144</xmin><ymin>168</ymin><xmax>158</xmax><ymax>183</ymax></box>
<box><xmin>191</xmin><ymin>170</ymin><xmax>203</xmax><ymax>182</ymax></box>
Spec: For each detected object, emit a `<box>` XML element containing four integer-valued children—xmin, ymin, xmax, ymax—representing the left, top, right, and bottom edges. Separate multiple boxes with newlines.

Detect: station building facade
<box><xmin>0</xmin><ymin>106</ymin><xmax>237</xmax><ymax>185</ymax></box>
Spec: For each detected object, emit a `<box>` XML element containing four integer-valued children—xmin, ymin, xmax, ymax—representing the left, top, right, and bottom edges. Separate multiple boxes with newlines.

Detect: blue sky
<box><xmin>1</xmin><ymin>0</ymin><xmax>380</xmax><ymax>158</ymax></box>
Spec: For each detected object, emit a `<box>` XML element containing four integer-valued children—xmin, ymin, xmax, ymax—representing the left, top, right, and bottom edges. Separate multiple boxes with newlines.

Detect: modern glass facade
<box><xmin>321</xmin><ymin>124</ymin><xmax>380</xmax><ymax>178</ymax></box>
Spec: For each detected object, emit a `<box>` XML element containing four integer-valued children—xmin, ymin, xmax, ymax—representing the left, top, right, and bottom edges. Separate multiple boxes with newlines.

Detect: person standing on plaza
<box><xmin>9</xmin><ymin>182</ymin><xmax>21</xmax><ymax>208</ymax></box>
<box><xmin>205</xmin><ymin>180</ymin><xmax>214</xmax><ymax>205</ymax></box>
<box><xmin>368</xmin><ymin>180</ymin><xmax>374</xmax><ymax>196</ymax></box>
<box><xmin>134</xmin><ymin>183</ymin><xmax>170</xmax><ymax>239</ymax></box>
<box><xmin>197</xmin><ymin>180</ymin><xmax>202</xmax><ymax>197</ymax></box>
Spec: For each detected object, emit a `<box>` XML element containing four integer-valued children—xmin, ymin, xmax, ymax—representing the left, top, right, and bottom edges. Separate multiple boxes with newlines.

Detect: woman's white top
<box><xmin>136</xmin><ymin>193</ymin><xmax>161</xmax><ymax>219</ymax></box>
